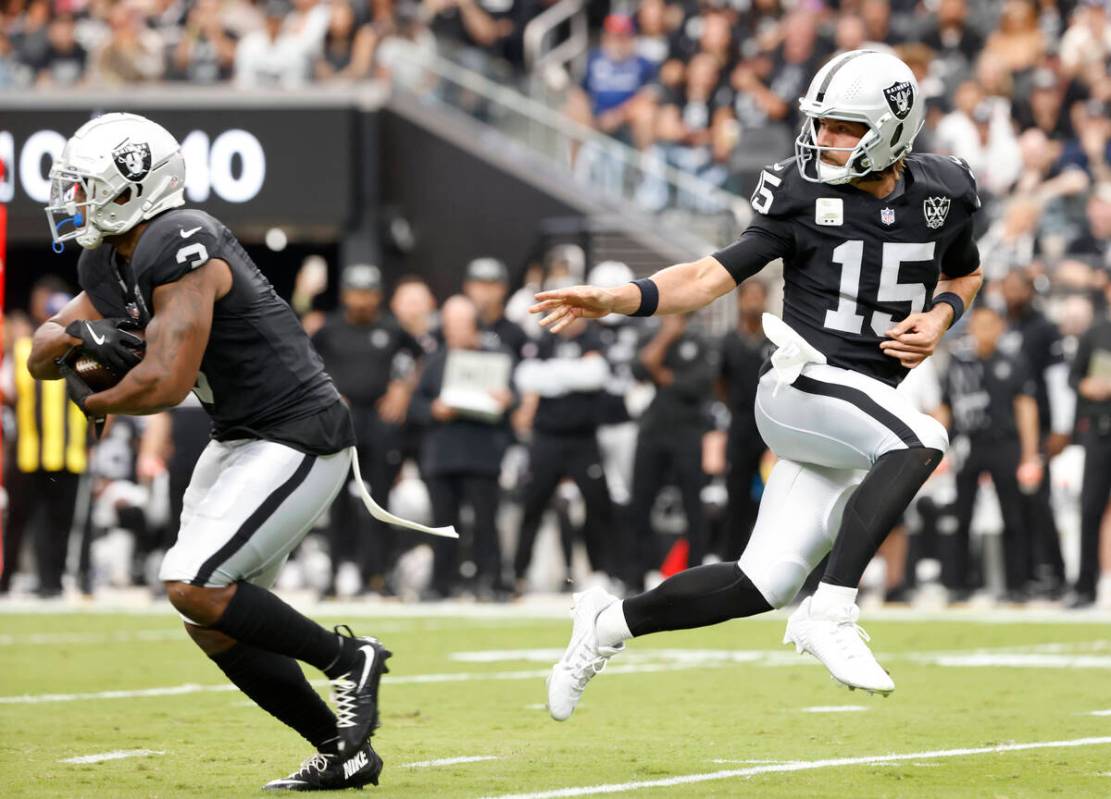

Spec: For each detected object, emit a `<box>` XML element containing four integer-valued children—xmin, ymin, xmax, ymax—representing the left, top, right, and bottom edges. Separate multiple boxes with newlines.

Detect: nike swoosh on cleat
<box><xmin>179</xmin><ymin>226</ymin><xmax>202</xmax><ymax>238</ymax></box>
<box><xmin>356</xmin><ymin>645</ymin><xmax>377</xmax><ymax>692</ymax></box>
<box><xmin>85</xmin><ymin>322</ymin><xmax>106</xmax><ymax>346</ymax></box>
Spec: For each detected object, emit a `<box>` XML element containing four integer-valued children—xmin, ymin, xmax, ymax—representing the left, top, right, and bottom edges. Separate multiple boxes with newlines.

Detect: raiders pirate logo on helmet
<box><xmin>883</xmin><ymin>81</ymin><xmax>914</xmax><ymax>121</ymax></box>
<box><xmin>112</xmin><ymin>141</ymin><xmax>152</xmax><ymax>181</ymax></box>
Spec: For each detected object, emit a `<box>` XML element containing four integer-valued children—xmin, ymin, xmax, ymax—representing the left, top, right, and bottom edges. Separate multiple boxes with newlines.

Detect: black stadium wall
<box><xmin>0</xmin><ymin>88</ymin><xmax>601</xmax><ymax>311</ymax></box>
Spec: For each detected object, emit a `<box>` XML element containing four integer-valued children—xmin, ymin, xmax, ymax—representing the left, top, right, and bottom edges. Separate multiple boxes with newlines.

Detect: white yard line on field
<box><xmin>0</xmin><ymin>662</ymin><xmax>731</xmax><ymax>705</ymax></box>
<box><xmin>480</xmin><ymin>737</ymin><xmax>1111</xmax><ymax>799</ymax></box>
<box><xmin>60</xmin><ymin>749</ymin><xmax>165</xmax><ymax>764</ymax></box>
<box><xmin>402</xmin><ymin>756</ymin><xmax>498</xmax><ymax>768</ymax></box>
<box><xmin>1086</xmin><ymin>710</ymin><xmax>1111</xmax><ymax>716</ymax></box>
<box><xmin>800</xmin><ymin>705</ymin><xmax>868</xmax><ymax>713</ymax></box>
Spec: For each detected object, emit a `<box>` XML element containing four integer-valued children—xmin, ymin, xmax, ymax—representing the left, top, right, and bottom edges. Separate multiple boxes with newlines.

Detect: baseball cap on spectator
<box><xmin>603</xmin><ymin>14</ymin><xmax>635</xmax><ymax>36</ymax></box>
<box><xmin>971</xmin><ymin>101</ymin><xmax>993</xmax><ymax>125</ymax></box>
<box><xmin>342</xmin><ymin>263</ymin><xmax>383</xmax><ymax>291</ymax></box>
<box><xmin>465</xmin><ymin>257</ymin><xmax>509</xmax><ymax>283</ymax></box>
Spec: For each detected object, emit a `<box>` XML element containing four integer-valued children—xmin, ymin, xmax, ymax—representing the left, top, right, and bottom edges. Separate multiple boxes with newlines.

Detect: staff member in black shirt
<box><xmin>1068</xmin><ymin>280</ymin><xmax>1111</xmax><ymax>608</ymax></box>
<box><xmin>716</xmin><ymin>279</ymin><xmax>773</xmax><ymax>560</ymax></box>
<box><xmin>409</xmin><ymin>295</ymin><xmax>516</xmax><ymax>599</ymax></box>
<box><xmin>311</xmin><ymin>264</ymin><xmax>423</xmax><ymax>596</ymax></box>
<box><xmin>940</xmin><ymin>304</ymin><xmax>1041</xmax><ymax>602</ymax></box>
<box><xmin>463</xmin><ymin>257</ymin><xmax>529</xmax><ymax>361</ymax></box>
<box><xmin>513</xmin><ymin>317</ymin><xmax>614</xmax><ymax>590</ymax></box>
<box><xmin>627</xmin><ymin>314</ymin><xmax>717</xmax><ymax>589</ymax></box>
<box><xmin>999</xmin><ymin>270</ymin><xmax>1075</xmax><ymax>596</ymax></box>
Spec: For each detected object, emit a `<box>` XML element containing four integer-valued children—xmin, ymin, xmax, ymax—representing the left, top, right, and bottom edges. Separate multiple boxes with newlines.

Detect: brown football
<box><xmin>65</xmin><ymin>329</ymin><xmax>146</xmax><ymax>392</ymax></box>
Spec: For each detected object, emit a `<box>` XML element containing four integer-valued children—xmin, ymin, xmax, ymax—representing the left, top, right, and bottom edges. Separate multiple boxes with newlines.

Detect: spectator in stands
<box><xmin>235</xmin><ymin>0</ymin><xmax>312</xmax><ymax>88</ymax></box>
<box><xmin>1068</xmin><ymin>279</ymin><xmax>1111</xmax><ymax>608</ymax></box>
<box><xmin>1060</xmin><ymin>0</ymin><xmax>1111</xmax><ymax>79</ymax></box>
<box><xmin>1067</xmin><ymin>183</ymin><xmax>1111</xmax><ymax>269</ymax></box>
<box><xmin>921</xmin><ymin>0</ymin><xmax>984</xmax><ymax>92</ymax></box>
<box><xmin>423</xmin><ymin>0</ymin><xmax>514</xmax><ymax>69</ymax></box>
<box><xmin>566</xmin><ymin>13</ymin><xmax>656</xmax><ymax>150</ymax></box>
<box><xmin>312</xmin><ymin>264</ymin><xmax>423</xmax><ymax>596</ymax></box>
<box><xmin>285</xmin><ymin>0</ymin><xmax>332</xmax><ymax>59</ymax></box>
<box><xmin>92</xmin><ymin>1</ymin><xmax>164</xmax><ymax>84</ymax></box>
<box><xmin>513</xmin><ymin>317</ymin><xmax>614</xmax><ymax>591</ymax></box>
<box><xmin>717</xmin><ymin>279</ymin><xmax>772</xmax><ymax>561</ymax></box>
<box><xmin>1058</xmin><ymin>100</ymin><xmax>1111</xmax><ymax>186</ymax></box>
<box><xmin>315</xmin><ymin>0</ymin><xmax>375</xmax><ymax>81</ymax></box>
<box><xmin>940</xmin><ymin>304</ymin><xmax>1042</xmax><ymax>603</ymax></box>
<box><xmin>1012</xmin><ymin>67</ymin><xmax>1071</xmax><ymax>143</ymax></box>
<box><xmin>37</xmin><ymin>12</ymin><xmax>87</xmax><ymax>86</ymax></box>
<box><xmin>409</xmin><ymin>295</ymin><xmax>516</xmax><ymax>599</ymax></box>
<box><xmin>860</xmin><ymin>0</ymin><xmax>904</xmax><ymax>46</ymax></box>
<box><xmin>936</xmin><ymin>87</ymin><xmax>1022</xmax><ymax>199</ymax></box>
<box><xmin>633</xmin><ymin>0</ymin><xmax>672</xmax><ymax>69</ymax></box>
<box><xmin>627</xmin><ymin>314</ymin><xmax>716</xmax><ymax>589</ymax></box>
<box><xmin>462</xmin><ymin>257</ymin><xmax>529</xmax><ymax>361</ymax></box>
<box><xmin>170</xmin><ymin>0</ymin><xmax>238</xmax><ymax>83</ymax></box>
<box><xmin>11</xmin><ymin>0</ymin><xmax>50</xmax><ymax>76</ymax></box>
<box><xmin>0</xmin><ymin>278</ymin><xmax>88</xmax><ymax>598</ymax></box>
<box><xmin>983</xmin><ymin>0</ymin><xmax>1045</xmax><ymax>76</ymax></box>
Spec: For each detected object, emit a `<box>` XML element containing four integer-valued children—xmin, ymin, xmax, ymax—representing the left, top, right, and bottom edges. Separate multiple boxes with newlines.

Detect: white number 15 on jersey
<box><xmin>824</xmin><ymin>240</ymin><xmax>935</xmax><ymax>337</ymax></box>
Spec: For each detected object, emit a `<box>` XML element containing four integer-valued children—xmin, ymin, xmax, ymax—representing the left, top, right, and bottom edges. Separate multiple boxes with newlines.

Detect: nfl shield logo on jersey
<box><xmin>923</xmin><ymin>196</ymin><xmax>951</xmax><ymax>229</ymax></box>
<box><xmin>880</xmin><ymin>207</ymin><xmax>895</xmax><ymax>226</ymax></box>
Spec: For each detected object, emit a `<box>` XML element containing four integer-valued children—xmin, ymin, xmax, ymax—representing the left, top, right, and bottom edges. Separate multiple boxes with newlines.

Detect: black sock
<box><xmin>210</xmin><ymin>642</ymin><xmax>338</xmax><ymax>750</ymax></box>
<box><xmin>622</xmin><ymin>562</ymin><xmax>773</xmax><ymax>637</ymax></box>
<box><xmin>213</xmin><ymin>582</ymin><xmax>349</xmax><ymax>674</ymax></box>
<box><xmin>823</xmin><ymin>447</ymin><xmax>943</xmax><ymax>588</ymax></box>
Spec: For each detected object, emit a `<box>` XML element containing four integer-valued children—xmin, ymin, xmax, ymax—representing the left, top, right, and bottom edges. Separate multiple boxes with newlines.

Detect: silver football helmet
<box><xmin>45</xmin><ymin>112</ymin><xmax>186</xmax><ymax>250</ymax></box>
<box><xmin>794</xmin><ymin>50</ymin><xmax>924</xmax><ymax>185</ymax></box>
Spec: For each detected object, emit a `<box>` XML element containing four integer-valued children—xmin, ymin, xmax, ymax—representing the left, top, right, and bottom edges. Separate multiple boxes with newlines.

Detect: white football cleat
<box><xmin>546</xmin><ymin>587</ymin><xmax>624</xmax><ymax>721</ymax></box>
<box><xmin>783</xmin><ymin>596</ymin><xmax>894</xmax><ymax>695</ymax></box>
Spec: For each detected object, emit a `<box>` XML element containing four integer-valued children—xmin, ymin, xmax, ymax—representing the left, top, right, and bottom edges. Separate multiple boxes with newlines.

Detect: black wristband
<box><xmin>630</xmin><ymin>278</ymin><xmax>659</xmax><ymax>317</ymax></box>
<box><xmin>932</xmin><ymin>292</ymin><xmax>965</xmax><ymax>328</ymax></box>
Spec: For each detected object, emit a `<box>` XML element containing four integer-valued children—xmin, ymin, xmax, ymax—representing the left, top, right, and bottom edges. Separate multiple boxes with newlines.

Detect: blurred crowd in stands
<box><xmin>4</xmin><ymin>0</ymin><xmax>1111</xmax><ymax>609</ymax></box>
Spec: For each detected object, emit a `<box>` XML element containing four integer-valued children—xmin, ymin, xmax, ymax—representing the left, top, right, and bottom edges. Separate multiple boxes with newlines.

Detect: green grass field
<box><xmin>3</xmin><ymin>605</ymin><xmax>1111</xmax><ymax>798</ymax></box>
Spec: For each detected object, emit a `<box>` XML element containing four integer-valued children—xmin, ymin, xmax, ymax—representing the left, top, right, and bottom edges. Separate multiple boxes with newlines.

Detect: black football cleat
<box><xmin>330</xmin><ymin>625</ymin><xmax>392</xmax><ymax>754</ymax></box>
<box><xmin>263</xmin><ymin>743</ymin><xmax>383</xmax><ymax>791</ymax></box>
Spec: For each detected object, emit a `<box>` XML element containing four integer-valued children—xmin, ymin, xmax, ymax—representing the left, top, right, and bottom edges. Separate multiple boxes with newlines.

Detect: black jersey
<box><xmin>78</xmin><ymin>208</ymin><xmax>352</xmax><ymax>454</ymax></box>
<box><xmin>714</xmin><ymin>153</ymin><xmax>981</xmax><ymax>387</ymax></box>
<box><xmin>942</xmin><ymin>343</ymin><xmax>1036</xmax><ymax>442</ymax></box>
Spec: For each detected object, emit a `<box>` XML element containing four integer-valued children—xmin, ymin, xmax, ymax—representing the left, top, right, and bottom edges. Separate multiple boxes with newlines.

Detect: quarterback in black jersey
<box><xmin>533</xmin><ymin>50</ymin><xmax>984</xmax><ymax>718</ymax></box>
<box><xmin>30</xmin><ymin>113</ymin><xmax>398</xmax><ymax>791</ymax></box>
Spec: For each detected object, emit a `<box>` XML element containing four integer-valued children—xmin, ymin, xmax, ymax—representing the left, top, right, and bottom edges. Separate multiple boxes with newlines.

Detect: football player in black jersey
<box><xmin>532</xmin><ymin>50</ymin><xmax>984</xmax><ymax>718</ymax></box>
<box><xmin>30</xmin><ymin>113</ymin><xmax>428</xmax><ymax>790</ymax></box>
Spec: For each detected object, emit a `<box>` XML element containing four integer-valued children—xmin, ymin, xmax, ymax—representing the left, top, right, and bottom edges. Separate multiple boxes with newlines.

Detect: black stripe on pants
<box><xmin>191</xmin><ymin>453</ymin><xmax>317</xmax><ymax>586</ymax></box>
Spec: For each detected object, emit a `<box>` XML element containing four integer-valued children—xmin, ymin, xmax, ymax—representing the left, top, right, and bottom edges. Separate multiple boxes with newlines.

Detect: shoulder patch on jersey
<box><xmin>923</xmin><ymin>195</ymin><xmax>951</xmax><ymax>229</ymax></box>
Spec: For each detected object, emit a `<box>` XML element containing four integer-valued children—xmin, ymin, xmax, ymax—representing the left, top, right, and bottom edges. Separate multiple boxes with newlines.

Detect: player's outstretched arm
<box><xmin>531</xmin><ymin>255</ymin><xmax>735</xmax><ymax>333</ymax></box>
<box><xmin>27</xmin><ymin>292</ymin><xmax>103</xmax><ymax>380</ymax></box>
<box><xmin>85</xmin><ymin>260</ymin><xmax>232</xmax><ymax>416</ymax></box>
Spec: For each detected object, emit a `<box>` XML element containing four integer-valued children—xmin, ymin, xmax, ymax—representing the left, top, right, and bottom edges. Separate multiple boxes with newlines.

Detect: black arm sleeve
<box><xmin>941</xmin><ymin>220</ymin><xmax>980</xmax><ymax>278</ymax></box>
<box><xmin>711</xmin><ymin>216</ymin><xmax>794</xmax><ymax>285</ymax></box>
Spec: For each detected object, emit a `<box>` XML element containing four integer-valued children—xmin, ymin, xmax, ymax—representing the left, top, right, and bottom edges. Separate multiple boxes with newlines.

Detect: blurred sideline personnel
<box><xmin>1069</xmin><ymin>279</ymin><xmax>1111</xmax><ymax>608</ymax></box>
<box><xmin>462</xmin><ymin>257</ymin><xmax>529</xmax><ymax>360</ymax></box>
<box><xmin>30</xmin><ymin>113</ymin><xmax>401</xmax><ymax>790</ymax></box>
<box><xmin>513</xmin><ymin>315</ymin><xmax>614</xmax><ymax>590</ymax></box>
<box><xmin>939</xmin><ymin>304</ymin><xmax>1041</xmax><ymax>602</ymax></box>
<box><xmin>716</xmin><ymin>279</ymin><xmax>773</xmax><ymax>560</ymax></box>
<box><xmin>532</xmin><ymin>50</ymin><xmax>983</xmax><ymax>716</ymax></box>
<box><xmin>409</xmin><ymin>296</ymin><xmax>516</xmax><ymax>599</ymax></box>
<box><xmin>1</xmin><ymin>278</ymin><xmax>87</xmax><ymax>597</ymax></box>
<box><xmin>312</xmin><ymin>264</ymin><xmax>422</xmax><ymax>597</ymax></box>
<box><xmin>999</xmin><ymin>270</ymin><xmax>1074</xmax><ymax>597</ymax></box>
<box><xmin>628</xmin><ymin>313</ymin><xmax>716</xmax><ymax>586</ymax></box>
